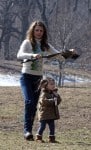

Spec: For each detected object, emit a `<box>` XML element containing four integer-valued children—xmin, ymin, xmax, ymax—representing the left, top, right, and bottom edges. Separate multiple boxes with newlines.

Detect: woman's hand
<box><xmin>69</xmin><ymin>49</ymin><xmax>76</xmax><ymax>54</ymax></box>
<box><xmin>33</xmin><ymin>54</ymin><xmax>42</xmax><ymax>59</ymax></box>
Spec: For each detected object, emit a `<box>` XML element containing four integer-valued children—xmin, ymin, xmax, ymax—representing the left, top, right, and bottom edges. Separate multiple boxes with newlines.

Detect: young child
<box><xmin>36</xmin><ymin>77</ymin><xmax>62</xmax><ymax>143</ymax></box>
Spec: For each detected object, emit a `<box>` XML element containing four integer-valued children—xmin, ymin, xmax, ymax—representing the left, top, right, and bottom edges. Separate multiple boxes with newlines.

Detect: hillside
<box><xmin>0</xmin><ymin>60</ymin><xmax>21</xmax><ymax>74</ymax></box>
<box><xmin>0</xmin><ymin>60</ymin><xmax>91</xmax><ymax>76</ymax></box>
<box><xmin>0</xmin><ymin>60</ymin><xmax>91</xmax><ymax>88</ymax></box>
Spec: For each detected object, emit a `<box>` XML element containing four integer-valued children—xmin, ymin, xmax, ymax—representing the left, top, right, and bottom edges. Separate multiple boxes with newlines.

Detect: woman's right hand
<box><xmin>33</xmin><ymin>54</ymin><xmax>42</xmax><ymax>59</ymax></box>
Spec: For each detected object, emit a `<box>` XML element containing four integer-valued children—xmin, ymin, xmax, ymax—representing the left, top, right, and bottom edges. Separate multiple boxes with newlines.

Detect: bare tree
<box><xmin>73</xmin><ymin>0</ymin><xmax>79</xmax><ymax>11</ymax></box>
<box><xmin>0</xmin><ymin>0</ymin><xmax>91</xmax><ymax>65</ymax></box>
<box><xmin>0</xmin><ymin>0</ymin><xmax>21</xmax><ymax>59</ymax></box>
<box><xmin>35</xmin><ymin>0</ymin><xmax>56</xmax><ymax>31</ymax></box>
<box><xmin>15</xmin><ymin>0</ymin><xmax>34</xmax><ymax>41</ymax></box>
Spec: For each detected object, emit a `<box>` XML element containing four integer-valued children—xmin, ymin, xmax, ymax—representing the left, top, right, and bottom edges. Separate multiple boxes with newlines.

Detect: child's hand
<box><xmin>53</xmin><ymin>92</ymin><xmax>58</xmax><ymax>97</ymax></box>
<box><xmin>53</xmin><ymin>88</ymin><xmax>58</xmax><ymax>97</ymax></box>
<box><xmin>53</xmin><ymin>88</ymin><xmax>58</xmax><ymax>92</ymax></box>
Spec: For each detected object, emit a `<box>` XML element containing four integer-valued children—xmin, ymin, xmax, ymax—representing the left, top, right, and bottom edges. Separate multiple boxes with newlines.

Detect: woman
<box><xmin>17</xmin><ymin>21</ymin><xmax>64</xmax><ymax>141</ymax></box>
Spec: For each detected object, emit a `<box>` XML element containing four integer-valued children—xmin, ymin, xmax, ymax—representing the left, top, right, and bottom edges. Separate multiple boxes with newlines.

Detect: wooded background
<box><xmin>0</xmin><ymin>0</ymin><xmax>91</xmax><ymax>65</ymax></box>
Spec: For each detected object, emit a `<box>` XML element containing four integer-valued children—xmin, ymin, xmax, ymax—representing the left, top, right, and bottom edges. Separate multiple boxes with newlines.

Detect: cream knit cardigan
<box><xmin>17</xmin><ymin>39</ymin><xmax>64</xmax><ymax>76</ymax></box>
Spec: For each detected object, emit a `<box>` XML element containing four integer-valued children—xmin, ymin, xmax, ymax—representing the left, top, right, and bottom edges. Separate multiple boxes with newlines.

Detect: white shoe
<box><xmin>24</xmin><ymin>132</ymin><xmax>34</xmax><ymax>141</ymax></box>
<box><xmin>24</xmin><ymin>132</ymin><xmax>31</xmax><ymax>138</ymax></box>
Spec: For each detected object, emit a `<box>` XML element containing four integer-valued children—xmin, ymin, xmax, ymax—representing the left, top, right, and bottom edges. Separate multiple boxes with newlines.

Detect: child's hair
<box><xmin>38</xmin><ymin>77</ymin><xmax>55</xmax><ymax>90</ymax></box>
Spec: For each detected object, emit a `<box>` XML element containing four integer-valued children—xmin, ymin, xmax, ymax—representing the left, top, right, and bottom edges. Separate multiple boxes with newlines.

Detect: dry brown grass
<box><xmin>0</xmin><ymin>86</ymin><xmax>91</xmax><ymax>150</ymax></box>
<box><xmin>0</xmin><ymin>60</ymin><xmax>91</xmax><ymax>149</ymax></box>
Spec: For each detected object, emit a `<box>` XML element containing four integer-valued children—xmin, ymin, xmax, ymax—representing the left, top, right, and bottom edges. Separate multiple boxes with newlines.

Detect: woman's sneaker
<box><xmin>24</xmin><ymin>132</ymin><xmax>34</xmax><ymax>141</ymax></box>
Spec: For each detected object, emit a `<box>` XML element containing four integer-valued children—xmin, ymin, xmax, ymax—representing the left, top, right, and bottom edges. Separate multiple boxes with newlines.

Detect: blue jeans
<box><xmin>37</xmin><ymin>119</ymin><xmax>55</xmax><ymax>136</ymax></box>
<box><xmin>20</xmin><ymin>73</ymin><xmax>42</xmax><ymax>133</ymax></box>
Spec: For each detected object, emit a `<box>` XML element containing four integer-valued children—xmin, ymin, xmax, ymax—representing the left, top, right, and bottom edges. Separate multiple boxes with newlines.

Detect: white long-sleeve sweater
<box><xmin>17</xmin><ymin>39</ymin><xmax>63</xmax><ymax>76</ymax></box>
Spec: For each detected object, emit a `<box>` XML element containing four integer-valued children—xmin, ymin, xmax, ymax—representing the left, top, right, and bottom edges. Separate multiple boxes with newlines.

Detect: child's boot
<box><xmin>49</xmin><ymin>135</ymin><xmax>56</xmax><ymax>143</ymax></box>
<box><xmin>36</xmin><ymin>134</ymin><xmax>44</xmax><ymax>143</ymax></box>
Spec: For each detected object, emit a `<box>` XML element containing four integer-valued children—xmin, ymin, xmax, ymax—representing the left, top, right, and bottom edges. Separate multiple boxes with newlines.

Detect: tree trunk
<box><xmin>4</xmin><ymin>35</ymin><xmax>10</xmax><ymax>60</ymax></box>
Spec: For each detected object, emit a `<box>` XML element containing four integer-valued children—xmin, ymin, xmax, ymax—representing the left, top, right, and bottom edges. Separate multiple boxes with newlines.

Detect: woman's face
<box><xmin>34</xmin><ymin>25</ymin><xmax>44</xmax><ymax>39</ymax></box>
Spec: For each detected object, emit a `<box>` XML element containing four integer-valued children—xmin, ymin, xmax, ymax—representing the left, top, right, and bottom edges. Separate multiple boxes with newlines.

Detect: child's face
<box><xmin>47</xmin><ymin>80</ymin><xmax>55</xmax><ymax>91</ymax></box>
<box><xmin>34</xmin><ymin>25</ymin><xmax>44</xmax><ymax>39</ymax></box>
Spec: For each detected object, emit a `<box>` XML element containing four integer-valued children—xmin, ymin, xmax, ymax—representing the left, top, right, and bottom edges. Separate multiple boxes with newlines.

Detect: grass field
<box><xmin>0</xmin><ymin>86</ymin><xmax>91</xmax><ymax>150</ymax></box>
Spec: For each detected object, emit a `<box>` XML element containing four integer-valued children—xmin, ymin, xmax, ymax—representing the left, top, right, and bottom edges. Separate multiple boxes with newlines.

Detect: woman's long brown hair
<box><xmin>26</xmin><ymin>21</ymin><xmax>49</xmax><ymax>51</ymax></box>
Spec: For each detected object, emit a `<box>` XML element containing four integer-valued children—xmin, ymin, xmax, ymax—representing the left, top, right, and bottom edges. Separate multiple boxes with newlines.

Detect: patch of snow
<box><xmin>0</xmin><ymin>73</ymin><xmax>91</xmax><ymax>86</ymax></box>
<box><xmin>0</xmin><ymin>74</ymin><xmax>20</xmax><ymax>86</ymax></box>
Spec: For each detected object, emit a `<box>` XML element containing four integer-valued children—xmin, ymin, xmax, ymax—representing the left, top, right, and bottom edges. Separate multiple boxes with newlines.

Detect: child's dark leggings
<box><xmin>37</xmin><ymin>119</ymin><xmax>55</xmax><ymax>136</ymax></box>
